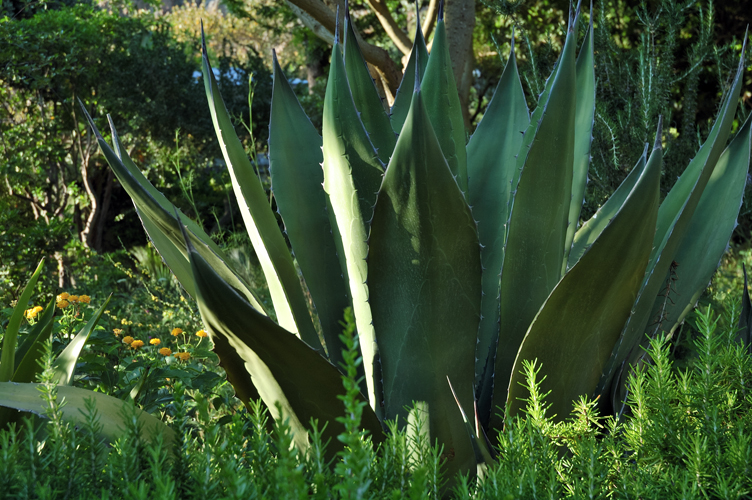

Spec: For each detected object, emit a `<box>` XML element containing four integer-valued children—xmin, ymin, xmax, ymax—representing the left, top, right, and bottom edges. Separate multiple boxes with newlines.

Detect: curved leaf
<box><xmin>563</xmin><ymin>14</ymin><xmax>596</xmax><ymax>272</ymax></box>
<box><xmin>343</xmin><ymin>8</ymin><xmax>396</xmax><ymax>163</ymax></box>
<box><xmin>646</xmin><ymin>114</ymin><xmax>752</xmax><ymax>343</ymax></box>
<box><xmin>0</xmin><ymin>259</ymin><xmax>44</xmax><ymax>383</ymax></box>
<box><xmin>598</xmin><ymin>47</ymin><xmax>747</xmax><ymax>400</ymax></box>
<box><xmin>321</xmin><ymin>42</ymin><xmax>385</xmax><ymax>413</ymax></box>
<box><xmin>492</xmin><ymin>25</ymin><xmax>578</xmax><ymax>427</ymax></box>
<box><xmin>390</xmin><ymin>21</ymin><xmax>428</xmax><ymax>134</ymax></box>
<box><xmin>0</xmin><ymin>382</ymin><xmax>174</xmax><ymax>446</ymax></box>
<box><xmin>369</xmin><ymin>89</ymin><xmax>479</xmax><ymax>479</ymax></box>
<box><xmin>421</xmin><ymin>18</ymin><xmax>468</xmax><ymax>194</ymax></box>
<box><xmin>201</xmin><ymin>33</ymin><xmax>321</xmax><ymax>350</ymax></box>
<box><xmin>466</xmin><ymin>39</ymin><xmax>530</xmax><ymax>422</ymax></box>
<box><xmin>11</xmin><ymin>298</ymin><xmax>55</xmax><ymax>384</ymax></box>
<box><xmin>186</xmin><ymin>231</ymin><xmax>384</xmax><ymax>458</ymax></box>
<box><xmin>568</xmin><ymin>145</ymin><xmax>648</xmax><ymax>269</ymax></box>
<box><xmin>52</xmin><ymin>295</ymin><xmax>111</xmax><ymax>385</ymax></box>
<box><xmin>79</xmin><ymin>108</ymin><xmax>267</xmax><ymax>316</ymax></box>
<box><xmin>269</xmin><ymin>54</ymin><xmax>351</xmax><ymax>367</ymax></box>
<box><xmin>508</xmin><ymin>126</ymin><xmax>662</xmax><ymax>419</ymax></box>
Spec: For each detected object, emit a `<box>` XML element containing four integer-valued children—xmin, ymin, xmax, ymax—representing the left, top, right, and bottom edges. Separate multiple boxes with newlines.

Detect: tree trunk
<box><xmin>444</xmin><ymin>0</ymin><xmax>475</xmax><ymax>131</ymax></box>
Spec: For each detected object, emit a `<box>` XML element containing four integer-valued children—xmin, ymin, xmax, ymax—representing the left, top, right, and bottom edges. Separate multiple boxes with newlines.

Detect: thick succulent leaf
<box><xmin>369</xmin><ymin>89</ymin><xmax>479</xmax><ymax>479</ymax></box>
<box><xmin>421</xmin><ymin>18</ymin><xmax>468</xmax><ymax>194</ymax></box>
<box><xmin>447</xmin><ymin>378</ymin><xmax>495</xmax><ymax>467</ymax></box>
<box><xmin>739</xmin><ymin>264</ymin><xmax>752</xmax><ymax>348</ymax></box>
<box><xmin>80</xmin><ymin>108</ymin><xmax>266</xmax><ymax>315</ymax></box>
<box><xmin>0</xmin><ymin>382</ymin><xmax>174</xmax><ymax>446</ymax></box>
<box><xmin>51</xmin><ymin>295</ymin><xmax>111</xmax><ymax>385</ymax></box>
<box><xmin>492</xmin><ymin>26</ymin><xmax>578</xmax><ymax>422</ymax></box>
<box><xmin>0</xmin><ymin>259</ymin><xmax>44</xmax><ymax>383</ymax></box>
<box><xmin>598</xmin><ymin>49</ymin><xmax>747</xmax><ymax>399</ymax></box>
<box><xmin>269</xmin><ymin>54</ymin><xmax>351</xmax><ymax>367</ymax></box>
<box><xmin>568</xmin><ymin>145</ymin><xmax>648</xmax><ymax>268</ymax></box>
<box><xmin>645</xmin><ymin>115</ymin><xmax>752</xmax><ymax>343</ymax></box>
<box><xmin>507</xmin><ymin>128</ymin><xmax>662</xmax><ymax>419</ymax></box>
<box><xmin>563</xmin><ymin>15</ymin><xmax>596</xmax><ymax>272</ymax></box>
<box><xmin>11</xmin><ymin>299</ymin><xmax>55</xmax><ymax>384</ymax></box>
<box><xmin>390</xmin><ymin>22</ymin><xmax>428</xmax><ymax>134</ymax></box>
<box><xmin>465</xmin><ymin>40</ymin><xmax>530</xmax><ymax>419</ymax></box>
<box><xmin>343</xmin><ymin>9</ymin><xmax>396</xmax><ymax>163</ymax></box>
<box><xmin>186</xmin><ymin>233</ymin><xmax>384</xmax><ymax>458</ymax></box>
<box><xmin>201</xmin><ymin>38</ymin><xmax>321</xmax><ymax>350</ymax></box>
<box><xmin>321</xmin><ymin>42</ymin><xmax>385</xmax><ymax>413</ymax></box>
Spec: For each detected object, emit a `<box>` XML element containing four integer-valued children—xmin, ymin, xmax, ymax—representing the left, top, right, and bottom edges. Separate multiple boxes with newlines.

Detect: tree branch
<box><xmin>421</xmin><ymin>0</ymin><xmax>439</xmax><ymax>40</ymax></box>
<box><xmin>363</xmin><ymin>0</ymin><xmax>412</xmax><ymax>55</ymax></box>
<box><xmin>284</xmin><ymin>0</ymin><xmax>403</xmax><ymax>93</ymax></box>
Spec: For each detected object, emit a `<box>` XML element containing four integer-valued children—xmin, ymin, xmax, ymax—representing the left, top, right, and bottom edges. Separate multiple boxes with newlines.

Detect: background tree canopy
<box><xmin>0</xmin><ymin>0</ymin><xmax>750</xmax><ymax>295</ymax></box>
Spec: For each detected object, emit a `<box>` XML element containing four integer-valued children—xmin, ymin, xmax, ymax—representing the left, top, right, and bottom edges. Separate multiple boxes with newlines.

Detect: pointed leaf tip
<box><xmin>334</xmin><ymin>5</ymin><xmax>340</xmax><ymax>45</ymax></box>
<box><xmin>438</xmin><ymin>0</ymin><xmax>444</xmax><ymax>21</ymax></box>
<box><xmin>344</xmin><ymin>0</ymin><xmax>350</xmax><ymax>21</ymax></box>
<box><xmin>653</xmin><ymin>116</ymin><xmax>663</xmax><ymax>151</ymax></box>
<box><xmin>414</xmin><ymin>0</ymin><xmax>421</xmax><ymax>26</ymax></box>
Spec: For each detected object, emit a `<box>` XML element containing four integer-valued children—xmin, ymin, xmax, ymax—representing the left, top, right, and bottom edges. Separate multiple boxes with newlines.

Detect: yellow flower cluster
<box><xmin>130</xmin><ymin>340</ymin><xmax>145</xmax><ymax>349</ymax></box>
<box><xmin>171</xmin><ymin>328</ymin><xmax>183</xmax><ymax>336</ymax></box>
<box><xmin>56</xmin><ymin>292</ymin><xmax>91</xmax><ymax>309</ymax></box>
<box><xmin>150</xmin><ymin>338</ymin><xmax>161</xmax><ymax>346</ymax></box>
<box><xmin>159</xmin><ymin>347</ymin><xmax>172</xmax><ymax>356</ymax></box>
<box><xmin>24</xmin><ymin>305</ymin><xmax>44</xmax><ymax>319</ymax></box>
<box><xmin>174</xmin><ymin>352</ymin><xmax>191</xmax><ymax>361</ymax></box>
<box><xmin>113</xmin><ymin>328</ymin><xmax>123</xmax><ymax>336</ymax></box>
<box><xmin>122</xmin><ymin>336</ymin><xmax>134</xmax><ymax>344</ymax></box>
<box><xmin>196</xmin><ymin>329</ymin><xmax>208</xmax><ymax>338</ymax></box>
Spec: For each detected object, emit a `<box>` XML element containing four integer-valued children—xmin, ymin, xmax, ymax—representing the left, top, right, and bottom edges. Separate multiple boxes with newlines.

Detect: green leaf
<box><xmin>343</xmin><ymin>8</ymin><xmax>396</xmax><ymax>163</ymax></box>
<box><xmin>466</xmin><ymin>40</ymin><xmax>530</xmax><ymax>409</ymax></box>
<box><xmin>269</xmin><ymin>53</ymin><xmax>351</xmax><ymax>367</ymax></box>
<box><xmin>646</xmin><ymin>115</ymin><xmax>752</xmax><ymax>344</ymax></box>
<box><xmin>51</xmin><ymin>295</ymin><xmax>111</xmax><ymax>385</ymax></box>
<box><xmin>739</xmin><ymin>264</ymin><xmax>752</xmax><ymax>348</ymax></box>
<box><xmin>186</xmin><ymin>231</ymin><xmax>384</xmax><ymax>458</ymax></box>
<box><xmin>13</xmin><ymin>297</ymin><xmax>55</xmax><ymax>376</ymax></box>
<box><xmin>369</xmin><ymin>89</ymin><xmax>479</xmax><ymax>479</ymax></box>
<box><xmin>80</xmin><ymin>108</ymin><xmax>267</xmax><ymax>316</ymax></box>
<box><xmin>321</xmin><ymin>42</ymin><xmax>385</xmax><ymax>414</ymax></box>
<box><xmin>390</xmin><ymin>22</ymin><xmax>428</xmax><ymax>134</ymax></box>
<box><xmin>563</xmin><ymin>15</ymin><xmax>596</xmax><ymax>272</ymax></box>
<box><xmin>492</xmin><ymin>26</ymin><xmax>578</xmax><ymax>427</ymax></box>
<box><xmin>568</xmin><ymin>145</ymin><xmax>648</xmax><ymax>269</ymax></box>
<box><xmin>598</xmin><ymin>48</ymin><xmax>747</xmax><ymax>400</ymax></box>
<box><xmin>201</xmin><ymin>34</ymin><xmax>321</xmax><ymax>350</ymax></box>
<box><xmin>0</xmin><ymin>259</ymin><xmax>44</xmax><ymax>383</ymax></box>
<box><xmin>11</xmin><ymin>298</ymin><xmax>55</xmax><ymax>384</ymax></box>
<box><xmin>507</xmin><ymin>125</ymin><xmax>662</xmax><ymax>420</ymax></box>
<box><xmin>420</xmin><ymin>18</ymin><xmax>468</xmax><ymax>194</ymax></box>
<box><xmin>0</xmin><ymin>382</ymin><xmax>174</xmax><ymax>447</ymax></box>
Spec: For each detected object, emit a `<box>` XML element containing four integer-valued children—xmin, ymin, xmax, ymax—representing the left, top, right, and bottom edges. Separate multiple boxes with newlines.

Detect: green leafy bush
<box><xmin>1</xmin><ymin>305</ymin><xmax>751</xmax><ymax>498</ymax></box>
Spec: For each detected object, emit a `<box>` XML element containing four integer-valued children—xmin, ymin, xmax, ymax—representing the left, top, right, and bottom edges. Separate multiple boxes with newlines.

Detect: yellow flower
<box><xmin>130</xmin><ymin>340</ymin><xmax>145</xmax><ymax>349</ymax></box>
<box><xmin>113</xmin><ymin>328</ymin><xmax>123</xmax><ymax>336</ymax></box>
<box><xmin>57</xmin><ymin>300</ymin><xmax>70</xmax><ymax>309</ymax></box>
<box><xmin>34</xmin><ymin>306</ymin><xmax>43</xmax><ymax>314</ymax></box>
<box><xmin>25</xmin><ymin>308</ymin><xmax>37</xmax><ymax>319</ymax></box>
<box><xmin>159</xmin><ymin>347</ymin><xmax>172</xmax><ymax>356</ymax></box>
<box><xmin>68</xmin><ymin>295</ymin><xmax>79</xmax><ymax>302</ymax></box>
<box><xmin>151</xmin><ymin>295</ymin><xmax>158</xmax><ymax>301</ymax></box>
<box><xmin>57</xmin><ymin>292</ymin><xmax>70</xmax><ymax>301</ymax></box>
<box><xmin>122</xmin><ymin>336</ymin><xmax>134</xmax><ymax>345</ymax></box>
<box><xmin>79</xmin><ymin>295</ymin><xmax>91</xmax><ymax>304</ymax></box>
<box><xmin>171</xmin><ymin>328</ymin><xmax>183</xmax><ymax>336</ymax></box>
<box><xmin>150</xmin><ymin>338</ymin><xmax>161</xmax><ymax>345</ymax></box>
<box><xmin>174</xmin><ymin>352</ymin><xmax>191</xmax><ymax>361</ymax></box>
<box><xmin>195</xmin><ymin>329</ymin><xmax>208</xmax><ymax>338</ymax></box>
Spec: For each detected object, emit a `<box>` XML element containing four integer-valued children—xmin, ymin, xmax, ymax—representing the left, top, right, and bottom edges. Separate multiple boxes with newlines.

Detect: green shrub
<box><xmin>1</xmin><ymin>304</ymin><xmax>751</xmax><ymax>498</ymax></box>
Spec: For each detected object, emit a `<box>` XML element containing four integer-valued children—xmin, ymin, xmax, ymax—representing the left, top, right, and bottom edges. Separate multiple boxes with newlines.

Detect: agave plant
<box><xmin>78</xmin><ymin>2</ymin><xmax>749</xmax><ymax>479</ymax></box>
